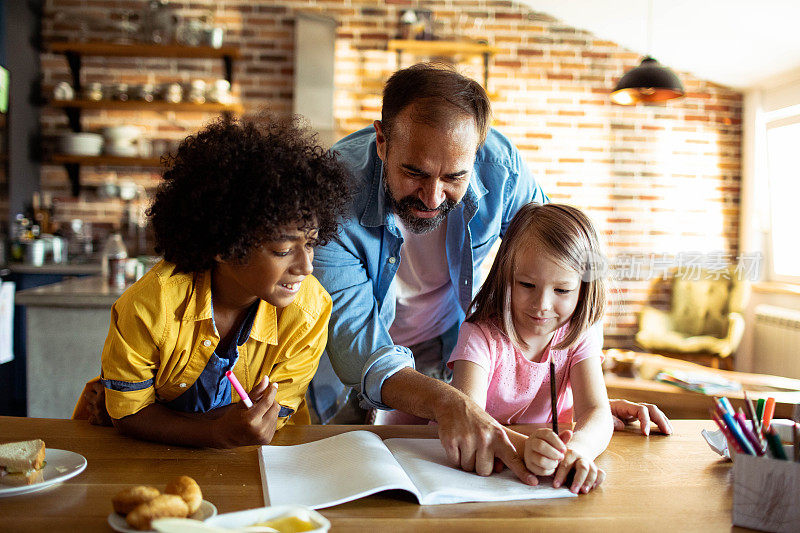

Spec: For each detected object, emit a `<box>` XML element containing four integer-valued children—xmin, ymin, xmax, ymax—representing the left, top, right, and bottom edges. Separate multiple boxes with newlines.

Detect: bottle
<box><xmin>142</xmin><ymin>0</ymin><xmax>176</xmax><ymax>44</ymax></box>
<box><xmin>32</xmin><ymin>192</ymin><xmax>51</xmax><ymax>234</ymax></box>
<box><xmin>103</xmin><ymin>232</ymin><xmax>128</xmax><ymax>288</ymax></box>
<box><xmin>10</xmin><ymin>214</ymin><xmax>28</xmax><ymax>262</ymax></box>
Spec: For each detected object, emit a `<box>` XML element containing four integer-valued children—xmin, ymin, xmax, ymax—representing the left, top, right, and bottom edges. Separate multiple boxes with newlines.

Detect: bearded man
<box><xmin>310</xmin><ymin>63</ymin><xmax>671</xmax><ymax>484</ymax></box>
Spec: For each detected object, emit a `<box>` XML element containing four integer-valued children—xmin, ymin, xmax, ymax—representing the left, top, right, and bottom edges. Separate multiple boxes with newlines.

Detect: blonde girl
<box><xmin>448</xmin><ymin>203</ymin><xmax>613</xmax><ymax>494</ymax></box>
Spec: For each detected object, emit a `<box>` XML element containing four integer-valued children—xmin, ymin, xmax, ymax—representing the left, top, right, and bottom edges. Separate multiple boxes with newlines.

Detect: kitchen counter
<box><xmin>15</xmin><ymin>275</ymin><xmax>131</xmax><ymax>417</ymax></box>
<box><xmin>7</xmin><ymin>262</ymin><xmax>102</xmax><ymax>276</ymax></box>
<box><xmin>15</xmin><ymin>274</ymin><xmax>129</xmax><ymax>307</ymax></box>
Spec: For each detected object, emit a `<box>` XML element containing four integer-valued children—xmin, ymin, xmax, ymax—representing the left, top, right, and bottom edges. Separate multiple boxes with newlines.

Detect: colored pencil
<box><xmin>225</xmin><ymin>370</ymin><xmax>253</xmax><ymax>409</ymax></box>
<box><xmin>762</xmin><ymin>397</ymin><xmax>776</xmax><ymax>433</ymax></box>
<box><xmin>711</xmin><ymin>409</ymin><xmax>743</xmax><ymax>455</ymax></box>
<box><xmin>736</xmin><ymin>409</ymin><xmax>765</xmax><ymax>456</ymax></box>
<box><xmin>714</xmin><ymin>397</ymin><xmax>729</xmax><ymax>417</ymax></box>
<box><xmin>722</xmin><ymin>410</ymin><xmax>756</xmax><ymax>455</ymax></box>
<box><xmin>549</xmin><ymin>360</ymin><xmax>558</xmax><ymax>435</ymax></box>
<box><xmin>743</xmin><ymin>392</ymin><xmax>762</xmax><ymax>438</ymax></box>
<box><xmin>765</xmin><ymin>427</ymin><xmax>787</xmax><ymax>460</ymax></box>
<box><xmin>719</xmin><ymin>396</ymin><xmax>735</xmax><ymax>416</ymax></box>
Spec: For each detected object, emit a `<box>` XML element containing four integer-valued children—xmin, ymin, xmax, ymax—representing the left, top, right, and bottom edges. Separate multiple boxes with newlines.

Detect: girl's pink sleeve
<box><xmin>568</xmin><ymin>322</ymin><xmax>605</xmax><ymax>368</ymax></box>
<box><xmin>446</xmin><ymin>321</ymin><xmax>494</xmax><ymax>373</ymax></box>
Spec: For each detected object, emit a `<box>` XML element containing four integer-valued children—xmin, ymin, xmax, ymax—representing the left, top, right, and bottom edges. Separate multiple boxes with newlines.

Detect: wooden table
<box><xmin>605</xmin><ymin>350</ymin><xmax>800</xmax><ymax>419</ymax></box>
<box><xmin>1</xmin><ymin>417</ymin><xmax>742</xmax><ymax>532</ymax></box>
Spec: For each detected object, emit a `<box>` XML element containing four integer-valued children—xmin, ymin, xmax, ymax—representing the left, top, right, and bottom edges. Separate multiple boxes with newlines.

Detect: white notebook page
<box><xmin>384</xmin><ymin>438</ymin><xmax>577</xmax><ymax>505</ymax></box>
<box><xmin>259</xmin><ymin>430</ymin><xmax>419</xmax><ymax>509</ymax></box>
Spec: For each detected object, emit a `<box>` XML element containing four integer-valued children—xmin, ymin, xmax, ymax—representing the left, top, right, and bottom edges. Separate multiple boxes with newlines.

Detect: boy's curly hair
<box><xmin>147</xmin><ymin>113</ymin><xmax>352</xmax><ymax>272</ymax></box>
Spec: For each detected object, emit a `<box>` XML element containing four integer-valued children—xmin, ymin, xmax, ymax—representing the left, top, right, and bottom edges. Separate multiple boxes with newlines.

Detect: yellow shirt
<box><xmin>100</xmin><ymin>260</ymin><xmax>330</xmax><ymax>429</ymax></box>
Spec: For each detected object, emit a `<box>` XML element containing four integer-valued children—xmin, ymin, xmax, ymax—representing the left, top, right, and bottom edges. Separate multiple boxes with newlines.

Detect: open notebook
<box><xmin>258</xmin><ymin>430</ymin><xmax>576</xmax><ymax>509</ymax></box>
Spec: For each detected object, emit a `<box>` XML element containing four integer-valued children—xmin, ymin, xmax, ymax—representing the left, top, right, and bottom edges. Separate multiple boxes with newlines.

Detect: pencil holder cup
<box><xmin>732</xmin><ymin>448</ymin><xmax>800</xmax><ymax>532</ymax></box>
<box><xmin>723</xmin><ymin>420</ymin><xmax>796</xmax><ymax>462</ymax></box>
<box><xmin>723</xmin><ymin>432</ymin><xmax>739</xmax><ymax>462</ymax></box>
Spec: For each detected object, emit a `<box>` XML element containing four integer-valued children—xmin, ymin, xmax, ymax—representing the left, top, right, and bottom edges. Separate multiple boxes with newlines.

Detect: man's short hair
<box><xmin>381</xmin><ymin>62</ymin><xmax>491</xmax><ymax>147</ymax></box>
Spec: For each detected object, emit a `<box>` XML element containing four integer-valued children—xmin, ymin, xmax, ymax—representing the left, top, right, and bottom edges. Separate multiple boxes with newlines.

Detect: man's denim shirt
<box><xmin>313</xmin><ymin>126</ymin><xmax>548</xmax><ymax>411</ymax></box>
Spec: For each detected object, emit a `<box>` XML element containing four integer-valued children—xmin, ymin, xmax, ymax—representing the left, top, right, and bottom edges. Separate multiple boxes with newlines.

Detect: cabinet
<box><xmin>44</xmin><ymin>42</ymin><xmax>243</xmax><ymax>195</ymax></box>
<box><xmin>387</xmin><ymin>39</ymin><xmax>499</xmax><ymax>89</ymax></box>
<box><xmin>0</xmin><ymin>266</ymin><xmax>99</xmax><ymax>417</ymax></box>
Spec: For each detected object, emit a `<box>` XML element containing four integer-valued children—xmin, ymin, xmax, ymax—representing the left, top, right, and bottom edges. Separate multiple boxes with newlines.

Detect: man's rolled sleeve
<box><xmin>360</xmin><ymin>345</ymin><xmax>415</xmax><ymax>410</ymax></box>
<box><xmin>314</xmin><ymin>228</ymin><xmax>409</xmax><ymax>409</ymax></box>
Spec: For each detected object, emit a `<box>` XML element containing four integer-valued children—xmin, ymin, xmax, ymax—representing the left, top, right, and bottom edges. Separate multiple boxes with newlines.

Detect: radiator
<box><xmin>753</xmin><ymin>305</ymin><xmax>800</xmax><ymax>379</ymax></box>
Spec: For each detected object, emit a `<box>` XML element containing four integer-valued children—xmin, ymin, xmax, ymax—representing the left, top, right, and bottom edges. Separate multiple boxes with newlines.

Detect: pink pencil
<box><xmin>735</xmin><ymin>409</ymin><xmax>765</xmax><ymax>456</ymax></box>
<box><xmin>710</xmin><ymin>409</ymin><xmax>743</xmax><ymax>455</ymax></box>
<box><xmin>225</xmin><ymin>370</ymin><xmax>253</xmax><ymax>408</ymax></box>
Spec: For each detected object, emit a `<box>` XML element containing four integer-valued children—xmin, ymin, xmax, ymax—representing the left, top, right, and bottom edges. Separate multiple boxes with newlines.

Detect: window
<box><xmin>765</xmin><ymin>113</ymin><xmax>800</xmax><ymax>282</ymax></box>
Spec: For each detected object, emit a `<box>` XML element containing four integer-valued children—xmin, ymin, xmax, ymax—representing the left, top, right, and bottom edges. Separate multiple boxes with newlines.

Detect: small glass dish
<box><xmin>205</xmin><ymin>505</ymin><xmax>330</xmax><ymax>532</ymax></box>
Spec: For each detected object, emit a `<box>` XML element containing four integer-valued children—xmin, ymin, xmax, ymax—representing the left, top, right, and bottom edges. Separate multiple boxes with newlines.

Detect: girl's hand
<box><xmin>609</xmin><ymin>398</ymin><xmax>673</xmax><ymax>435</ymax></box>
<box><xmin>523</xmin><ymin>428</ymin><xmax>573</xmax><ymax>476</ymax></box>
<box><xmin>552</xmin><ymin>443</ymin><xmax>606</xmax><ymax>494</ymax></box>
<box><xmin>214</xmin><ymin>376</ymin><xmax>281</xmax><ymax>447</ymax></box>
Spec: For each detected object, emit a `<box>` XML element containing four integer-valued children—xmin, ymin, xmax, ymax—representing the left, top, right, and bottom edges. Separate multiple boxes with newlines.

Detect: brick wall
<box><xmin>39</xmin><ymin>0</ymin><xmax>743</xmax><ymax>347</ymax></box>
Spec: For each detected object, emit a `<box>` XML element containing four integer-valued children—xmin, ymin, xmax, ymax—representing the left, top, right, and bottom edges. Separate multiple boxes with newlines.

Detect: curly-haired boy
<box><xmin>74</xmin><ymin>114</ymin><xmax>351</xmax><ymax>447</ymax></box>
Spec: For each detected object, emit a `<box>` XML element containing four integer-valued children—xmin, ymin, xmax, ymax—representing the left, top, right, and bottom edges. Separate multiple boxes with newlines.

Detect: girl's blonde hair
<box><xmin>466</xmin><ymin>203</ymin><xmax>608</xmax><ymax>351</ymax></box>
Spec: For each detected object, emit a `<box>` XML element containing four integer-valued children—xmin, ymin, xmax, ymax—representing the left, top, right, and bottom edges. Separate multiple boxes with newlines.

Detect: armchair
<box><xmin>634</xmin><ymin>268</ymin><xmax>750</xmax><ymax>370</ymax></box>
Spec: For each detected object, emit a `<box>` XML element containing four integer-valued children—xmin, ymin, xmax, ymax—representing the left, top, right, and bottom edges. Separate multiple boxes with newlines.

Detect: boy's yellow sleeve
<box><xmin>269</xmin><ymin>300</ymin><xmax>331</xmax><ymax>429</ymax></box>
<box><xmin>101</xmin><ymin>291</ymin><xmax>166</xmax><ymax>420</ymax></box>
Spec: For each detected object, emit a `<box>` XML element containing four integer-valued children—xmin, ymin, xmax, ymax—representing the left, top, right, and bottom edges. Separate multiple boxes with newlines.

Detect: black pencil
<box><xmin>550</xmin><ymin>359</ymin><xmax>558</xmax><ymax>434</ymax></box>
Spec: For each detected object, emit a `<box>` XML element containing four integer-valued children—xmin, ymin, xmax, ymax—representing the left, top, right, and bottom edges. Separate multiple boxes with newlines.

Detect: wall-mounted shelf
<box><xmin>48</xmin><ymin>154</ymin><xmax>163</xmax><ymax>197</ymax></box>
<box><xmin>48</xmin><ymin>42</ymin><xmax>239</xmax><ymax>85</ymax></box>
<box><xmin>387</xmin><ymin>39</ymin><xmax>500</xmax><ymax>87</ymax></box>
<box><xmin>48</xmin><ymin>42</ymin><xmax>241</xmax><ymax>58</ymax></box>
<box><xmin>49</xmin><ymin>154</ymin><xmax>163</xmax><ymax>167</ymax></box>
<box><xmin>44</xmin><ymin>41</ymin><xmax>242</xmax><ymax>196</ymax></box>
<box><xmin>387</xmin><ymin>40</ymin><xmax>499</xmax><ymax>57</ymax></box>
<box><xmin>50</xmin><ymin>99</ymin><xmax>244</xmax><ymax>114</ymax></box>
<box><xmin>51</xmin><ymin>99</ymin><xmax>244</xmax><ymax>130</ymax></box>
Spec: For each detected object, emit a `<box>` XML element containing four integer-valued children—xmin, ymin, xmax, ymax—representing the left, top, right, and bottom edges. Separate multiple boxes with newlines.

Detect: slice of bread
<box><xmin>0</xmin><ymin>439</ymin><xmax>46</xmax><ymax>472</ymax></box>
<box><xmin>0</xmin><ymin>468</ymin><xmax>44</xmax><ymax>486</ymax></box>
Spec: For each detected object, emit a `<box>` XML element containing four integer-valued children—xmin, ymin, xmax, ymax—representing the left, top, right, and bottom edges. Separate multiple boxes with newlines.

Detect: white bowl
<box><xmin>103</xmin><ymin>125</ymin><xmax>142</xmax><ymax>142</ymax></box>
<box><xmin>105</xmin><ymin>143</ymin><xmax>139</xmax><ymax>157</ymax></box>
<box><xmin>205</xmin><ymin>505</ymin><xmax>330</xmax><ymax>532</ymax></box>
<box><xmin>59</xmin><ymin>132</ymin><xmax>103</xmax><ymax>156</ymax></box>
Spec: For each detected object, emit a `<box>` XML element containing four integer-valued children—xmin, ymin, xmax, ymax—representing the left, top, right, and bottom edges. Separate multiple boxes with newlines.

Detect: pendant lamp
<box><xmin>610</xmin><ymin>1</ymin><xmax>684</xmax><ymax>105</ymax></box>
<box><xmin>610</xmin><ymin>56</ymin><xmax>685</xmax><ymax>105</ymax></box>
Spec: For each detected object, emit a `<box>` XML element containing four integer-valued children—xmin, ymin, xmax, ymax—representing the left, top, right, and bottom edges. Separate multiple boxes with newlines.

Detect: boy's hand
<box><xmin>86</xmin><ymin>380</ymin><xmax>113</xmax><ymax>427</ymax></box>
<box><xmin>215</xmin><ymin>376</ymin><xmax>280</xmax><ymax>447</ymax></box>
<box><xmin>552</xmin><ymin>443</ymin><xmax>606</xmax><ymax>494</ymax></box>
<box><xmin>523</xmin><ymin>428</ymin><xmax>572</xmax><ymax>476</ymax></box>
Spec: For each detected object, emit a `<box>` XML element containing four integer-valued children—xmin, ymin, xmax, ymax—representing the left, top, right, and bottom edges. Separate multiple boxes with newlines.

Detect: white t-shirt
<box><xmin>389</xmin><ymin>218</ymin><xmax>460</xmax><ymax>347</ymax></box>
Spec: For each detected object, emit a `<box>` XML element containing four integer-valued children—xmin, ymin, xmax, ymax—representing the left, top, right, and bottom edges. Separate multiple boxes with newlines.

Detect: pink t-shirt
<box><xmin>447</xmin><ymin>320</ymin><xmax>604</xmax><ymax>425</ymax></box>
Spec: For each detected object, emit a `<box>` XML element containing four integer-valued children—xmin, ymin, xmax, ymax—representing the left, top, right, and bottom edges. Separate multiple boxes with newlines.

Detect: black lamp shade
<box><xmin>611</xmin><ymin>56</ymin><xmax>685</xmax><ymax>105</ymax></box>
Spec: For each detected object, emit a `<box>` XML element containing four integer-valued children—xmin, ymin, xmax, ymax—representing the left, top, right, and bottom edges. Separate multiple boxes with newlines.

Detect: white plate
<box><xmin>108</xmin><ymin>499</ymin><xmax>217</xmax><ymax>533</ymax></box>
<box><xmin>0</xmin><ymin>448</ymin><xmax>87</xmax><ymax>498</ymax></box>
<box><xmin>206</xmin><ymin>505</ymin><xmax>330</xmax><ymax>532</ymax></box>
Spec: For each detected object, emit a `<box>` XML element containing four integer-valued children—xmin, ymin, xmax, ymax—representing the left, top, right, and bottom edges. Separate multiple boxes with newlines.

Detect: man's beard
<box><xmin>384</xmin><ymin>181</ymin><xmax>459</xmax><ymax>234</ymax></box>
